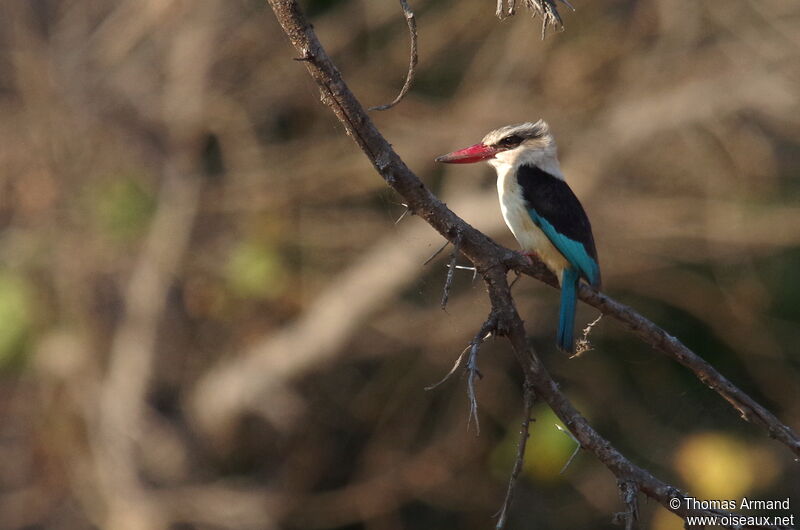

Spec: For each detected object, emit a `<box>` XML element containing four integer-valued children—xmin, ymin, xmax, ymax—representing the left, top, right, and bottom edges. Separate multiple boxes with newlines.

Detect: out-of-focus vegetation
<box><xmin>0</xmin><ymin>1</ymin><xmax>798</xmax><ymax>529</ymax></box>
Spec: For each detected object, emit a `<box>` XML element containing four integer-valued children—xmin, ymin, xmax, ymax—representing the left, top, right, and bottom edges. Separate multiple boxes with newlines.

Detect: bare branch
<box><xmin>369</xmin><ymin>0</ymin><xmax>417</xmax><ymax>111</ymax></box>
<box><xmin>266</xmin><ymin>0</ymin><xmax>800</xmax><ymax>462</ymax></box>
<box><xmin>571</xmin><ymin>279</ymin><xmax>800</xmax><ymax>457</ymax></box>
<box><xmin>504</xmin><ymin>255</ymin><xmax>800</xmax><ymax>458</ymax></box>
<box><xmin>265</xmin><ymin>2</ymin><xmax>799</xmax><ymax>525</ymax></box>
<box><xmin>481</xmin><ymin>265</ymin><xmax>788</xmax><ymax>529</ymax></box>
<box><xmin>494</xmin><ymin>383</ymin><xmax>535</xmax><ymax>530</ymax></box>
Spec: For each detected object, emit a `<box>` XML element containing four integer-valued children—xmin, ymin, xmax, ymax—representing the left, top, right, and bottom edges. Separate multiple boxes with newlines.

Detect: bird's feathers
<box><xmin>481</xmin><ymin>120</ymin><xmax>551</xmax><ymax>146</ymax></box>
<box><xmin>518</xmin><ymin>164</ymin><xmax>600</xmax><ymax>287</ymax></box>
<box><xmin>495</xmin><ymin>158</ymin><xmax>570</xmax><ymax>276</ymax></box>
<box><xmin>557</xmin><ymin>267</ymin><xmax>580</xmax><ymax>352</ymax></box>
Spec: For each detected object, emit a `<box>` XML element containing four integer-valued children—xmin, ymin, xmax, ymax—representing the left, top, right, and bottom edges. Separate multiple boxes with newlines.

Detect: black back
<box><xmin>517</xmin><ymin>164</ymin><xmax>599</xmax><ymax>264</ymax></box>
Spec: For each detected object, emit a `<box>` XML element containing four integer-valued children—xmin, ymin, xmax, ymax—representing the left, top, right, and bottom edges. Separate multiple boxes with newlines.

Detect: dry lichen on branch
<box><xmin>496</xmin><ymin>0</ymin><xmax>575</xmax><ymax>38</ymax></box>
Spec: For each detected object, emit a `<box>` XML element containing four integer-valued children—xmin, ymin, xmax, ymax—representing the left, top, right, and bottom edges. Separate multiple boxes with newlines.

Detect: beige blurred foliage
<box><xmin>0</xmin><ymin>0</ymin><xmax>798</xmax><ymax>529</ymax></box>
<box><xmin>674</xmin><ymin>431</ymin><xmax>780</xmax><ymax>500</ymax></box>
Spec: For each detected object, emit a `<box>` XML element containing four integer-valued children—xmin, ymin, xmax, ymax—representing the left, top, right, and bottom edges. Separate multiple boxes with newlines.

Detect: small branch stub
<box><xmin>613</xmin><ymin>480</ymin><xmax>639</xmax><ymax>530</ymax></box>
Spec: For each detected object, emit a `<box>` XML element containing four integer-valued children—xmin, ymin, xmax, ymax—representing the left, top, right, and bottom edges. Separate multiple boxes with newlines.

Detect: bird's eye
<box><xmin>497</xmin><ymin>135</ymin><xmax>523</xmax><ymax>148</ymax></box>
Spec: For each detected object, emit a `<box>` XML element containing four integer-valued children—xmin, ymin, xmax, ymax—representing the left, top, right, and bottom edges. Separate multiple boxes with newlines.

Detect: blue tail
<box><xmin>557</xmin><ymin>268</ymin><xmax>580</xmax><ymax>353</ymax></box>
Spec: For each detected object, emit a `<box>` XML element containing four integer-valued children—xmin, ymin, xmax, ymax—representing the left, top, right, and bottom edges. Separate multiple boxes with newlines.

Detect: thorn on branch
<box><xmin>394</xmin><ymin>202</ymin><xmax>410</xmax><ymax>224</ymax></box>
<box><xmin>494</xmin><ymin>382</ymin><xmax>536</xmax><ymax>530</ymax></box>
<box><xmin>571</xmin><ymin>314</ymin><xmax>602</xmax><ymax>358</ymax></box>
<box><xmin>423</xmin><ymin>240</ymin><xmax>449</xmax><ymax>266</ymax></box>
<box><xmin>448</xmin><ymin>264</ymin><xmax>477</xmax><ymax>282</ymax></box>
<box><xmin>369</xmin><ymin>0</ymin><xmax>418</xmax><ymax>111</ymax></box>
<box><xmin>555</xmin><ymin>424</ymin><xmax>581</xmax><ymax>474</ymax></box>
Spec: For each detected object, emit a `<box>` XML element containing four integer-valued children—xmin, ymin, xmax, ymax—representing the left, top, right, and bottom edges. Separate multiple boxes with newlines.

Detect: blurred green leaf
<box><xmin>0</xmin><ymin>271</ymin><xmax>34</xmax><ymax>369</ymax></box>
<box><xmin>491</xmin><ymin>405</ymin><xmax>580</xmax><ymax>482</ymax></box>
<box><xmin>225</xmin><ymin>240</ymin><xmax>287</xmax><ymax>300</ymax></box>
<box><xmin>91</xmin><ymin>177</ymin><xmax>155</xmax><ymax>241</ymax></box>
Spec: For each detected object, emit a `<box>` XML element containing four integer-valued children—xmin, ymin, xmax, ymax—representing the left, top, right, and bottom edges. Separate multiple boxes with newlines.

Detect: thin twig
<box><xmin>440</xmin><ymin>231</ymin><xmax>462</xmax><ymax>309</ymax></box>
<box><xmin>424</xmin><ymin>344</ymin><xmax>471</xmax><ymax>391</ymax></box>
<box><xmin>427</xmin><ymin>317</ymin><xmax>491</xmax><ymax>428</ymax></box>
<box><xmin>369</xmin><ymin>0</ymin><xmax>417</xmax><ymax>111</ymax></box>
<box><xmin>465</xmin><ymin>320</ymin><xmax>493</xmax><ymax>434</ymax></box>
<box><xmin>423</xmin><ymin>240</ymin><xmax>450</xmax><ymax>265</ymax></box>
<box><xmin>613</xmin><ymin>480</ymin><xmax>640</xmax><ymax>530</ymax></box>
<box><xmin>494</xmin><ymin>383</ymin><xmax>536</xmax><ymax>529</ymax></box>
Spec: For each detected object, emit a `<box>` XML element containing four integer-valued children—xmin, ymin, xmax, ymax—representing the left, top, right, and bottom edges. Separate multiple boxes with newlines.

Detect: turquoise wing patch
<box><xmin>528</xmin><ymin>209</ymin><xmax>600</xmax><ymax>286</ymax></box>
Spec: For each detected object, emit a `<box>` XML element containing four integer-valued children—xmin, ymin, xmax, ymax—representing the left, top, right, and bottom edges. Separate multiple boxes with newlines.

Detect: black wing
<box><xmin>517</xmin><ymin>164</ymin><xmax>600</xmax><ymax>286</ymax></box>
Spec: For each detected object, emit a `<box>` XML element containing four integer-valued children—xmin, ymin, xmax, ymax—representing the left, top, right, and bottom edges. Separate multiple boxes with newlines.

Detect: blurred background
<box><xmin>0</xmin><ymin>0</ymin><xmax>798</xmax><ymax>528</ymax></box>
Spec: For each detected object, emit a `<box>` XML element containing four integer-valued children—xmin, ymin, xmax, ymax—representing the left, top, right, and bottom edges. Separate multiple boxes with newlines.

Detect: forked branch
<box><xmin>267</xmin><ymin>1</ymin><xmax>798</xmax><ymax>527</ymax></box>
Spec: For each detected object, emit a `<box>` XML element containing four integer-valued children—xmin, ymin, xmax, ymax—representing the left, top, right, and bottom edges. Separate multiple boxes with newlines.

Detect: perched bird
<box><xmin>435</xmin><ymin>120</ymin><xmax>600</xmax><ymax>352</ymax></box>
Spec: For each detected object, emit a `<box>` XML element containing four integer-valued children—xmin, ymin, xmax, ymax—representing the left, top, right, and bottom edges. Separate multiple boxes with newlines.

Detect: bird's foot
<box><xmin>520</xmin><ymin>250</ymin><xmax>539</xmax><ymax>266</ymax></box>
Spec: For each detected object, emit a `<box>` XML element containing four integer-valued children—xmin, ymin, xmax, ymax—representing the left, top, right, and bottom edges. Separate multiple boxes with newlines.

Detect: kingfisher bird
<box><xmin>435</xmin><ymin>120</ymin><xmax>600</xmax><ymax>353</ymax></box>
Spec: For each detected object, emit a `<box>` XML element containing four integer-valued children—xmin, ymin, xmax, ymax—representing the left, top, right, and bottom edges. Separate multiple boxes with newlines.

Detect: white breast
<box><xmin>494</xmin><ymin>162</ymin><xmax>569</xmax><ymax>281</ymax></box>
